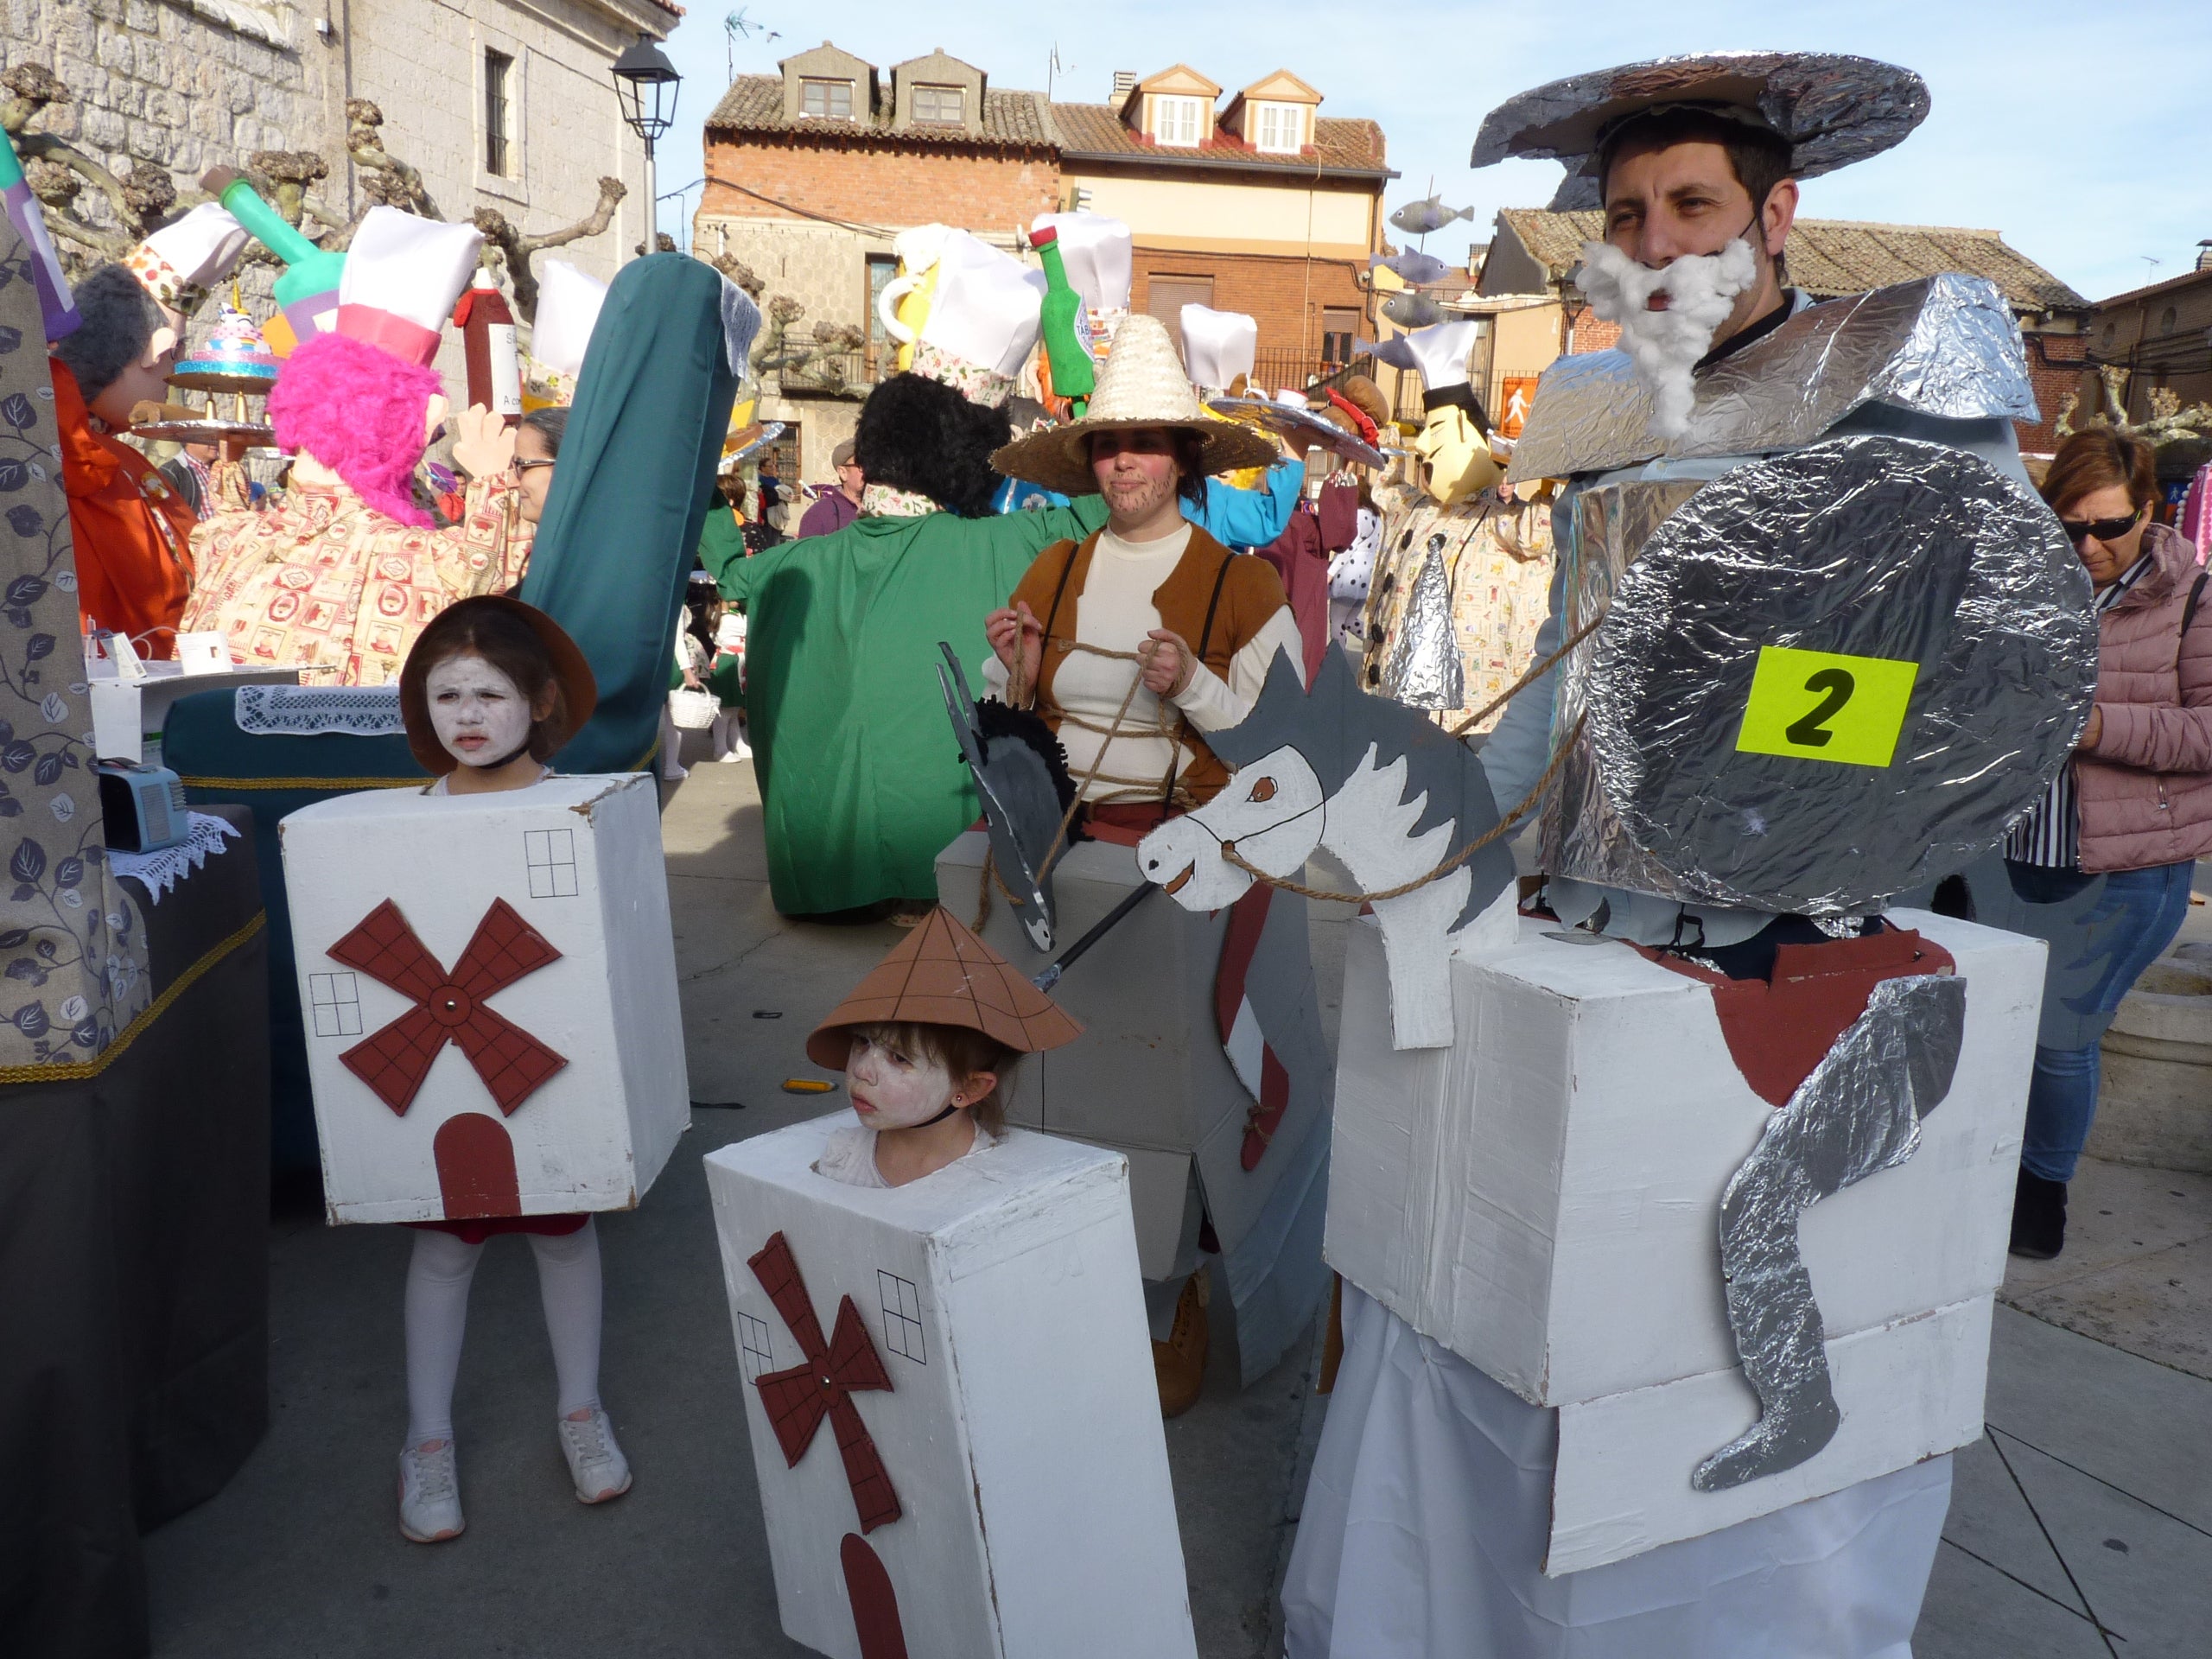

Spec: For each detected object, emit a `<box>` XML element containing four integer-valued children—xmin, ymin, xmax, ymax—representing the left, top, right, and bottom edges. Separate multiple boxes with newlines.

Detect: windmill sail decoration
<box><xmin>1136</xmin><ymin>648</ymin><xmax>1519</xmax><ymax>1048</ymax></box>
<box><xmin>938</xmin><ymin>642</ymin><xmax>1078</xmax><ymax>952</ymax></box>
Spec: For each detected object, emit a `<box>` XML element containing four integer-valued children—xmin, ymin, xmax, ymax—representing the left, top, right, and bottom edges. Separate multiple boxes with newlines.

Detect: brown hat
<box><xmin>805</xmin><ymin>907</ymin><xmax>1083</xmax><ymax>1069</ymax></box>
<box><xmin>398</xmin><ymin>595</ymin><xmax>599</xmax><ymax>776</ymax></box>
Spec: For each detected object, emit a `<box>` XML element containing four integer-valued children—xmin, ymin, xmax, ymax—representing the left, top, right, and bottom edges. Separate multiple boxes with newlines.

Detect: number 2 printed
<box><xmin>1783</xmin><ymin>668</ymin><xmax>1856</xmax><ymax>749</ymax></box>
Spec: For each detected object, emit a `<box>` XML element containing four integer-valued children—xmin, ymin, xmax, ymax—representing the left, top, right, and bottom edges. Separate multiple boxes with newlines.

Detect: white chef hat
<box><xmin>334</xmin><ymin>207</ymin><xmax>485</xmax><ymax>367</ymax></box>
<box><xmin>1180</xmin><ymin>304</ymin><xmax>1258</xmax><ymax>393</ymax></box>
<box><xmin>124</xmin><ymin>201</ymin><xmax>249</xmax><ymax>317</ymax></box>
<box><xmin>529</xmin><ymin>260</ymin><xmax>610</xmax><ymax>382</ymax></box>
<box><xmin>1030</xmin><ymin>213</ymin><xmax>1135</xmax><ymax>311</ymax></box>
<box><xmin>1403</xmin><ymin>319</ymin><xmax>1480</xmax><ymax>393</ymax></box>
<box><xmin>913</xmin><ymin>230</ymin><xmax>1047</xmax><ymax>404</ymax></box>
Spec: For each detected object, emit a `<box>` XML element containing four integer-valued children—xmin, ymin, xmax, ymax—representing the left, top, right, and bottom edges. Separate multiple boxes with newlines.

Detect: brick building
<box><xmin>6</xmin><ymin>0</ymin><xmax>673</xmax><ymax>401</ymax></box>
<box><xmin>1470</xmin><ymin>209</ymin><xmax>2091</xmax><ymax>455</ymax></box>
<box><xmin>694</xmin><ymin>48</ymin><xmax>1394</xmax><ymax>478</ymax></box>
<box><xmin>2088</xmin><ymin>250</ymin><xmax>2212</xmax><ymax>424</ymax></box>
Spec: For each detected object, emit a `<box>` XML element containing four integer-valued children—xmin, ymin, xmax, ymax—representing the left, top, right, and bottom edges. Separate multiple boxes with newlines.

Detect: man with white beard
<box><xmin>1283</xmin><ymin>53</ymin><xmax>2059</xmax><ymax>1659</ymax></box>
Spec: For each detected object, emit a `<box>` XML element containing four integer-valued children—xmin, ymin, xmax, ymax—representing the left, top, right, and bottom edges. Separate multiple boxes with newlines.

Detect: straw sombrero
<box><xmin>398</xmin><ymin>595</ymin><xmax>598</xmax><ymax>776</ymax></box>
<box><xmin>805</xmin><ymin>907</ymin><xmax>1083</xmax><ymax>1069</ymax></box>
<box><xmin>990</xmin><ymin>312</ymin><xmax>1281</xmax><ymax>498</ymax></box>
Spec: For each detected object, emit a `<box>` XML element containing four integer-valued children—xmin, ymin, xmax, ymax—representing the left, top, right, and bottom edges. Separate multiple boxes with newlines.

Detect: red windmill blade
<box><xmin>327</xmin><ymin>898</ymin><xmax>568</xmax><ymax>1116</ymax></box>
<box><xmin>748</xmin><ymin>1230</ymin><xmax>902</xmax><ymax>1534</ymax></box>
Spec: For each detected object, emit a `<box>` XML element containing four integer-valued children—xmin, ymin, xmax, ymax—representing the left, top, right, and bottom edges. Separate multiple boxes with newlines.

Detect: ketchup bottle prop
<box><xmin>454</xmin><ymin>270</ymin><xmax>522</xmax><ymax>424</ymax></box>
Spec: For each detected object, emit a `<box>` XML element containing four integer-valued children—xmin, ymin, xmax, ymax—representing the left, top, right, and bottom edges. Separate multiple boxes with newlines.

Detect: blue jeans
<box><xmin>2011</xmin><ymin>860</ymin><xmax>2197</xmax><ymax>1182</ymax></box>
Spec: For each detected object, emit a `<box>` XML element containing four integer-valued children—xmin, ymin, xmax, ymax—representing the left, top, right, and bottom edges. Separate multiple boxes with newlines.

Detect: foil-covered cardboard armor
<box><xmin>280</xmin><ymin>773</ymin><xmax>689</xmax><ymax>1224</ymax></box>
<box><xmin>1505</xmin><ymin>275</ymin><xmax>2037</xmax><ymax>486</ymax></box>
<box><xmin>706</xmin><ymin>1116</ymin><xmax>1196</xmax><ymax>1659</ymax></box>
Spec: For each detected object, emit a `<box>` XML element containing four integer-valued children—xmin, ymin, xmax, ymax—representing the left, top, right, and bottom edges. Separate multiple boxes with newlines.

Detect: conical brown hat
<box><xmin>805</xmin><ymin>907</ymin><xmax>1084</xmax><ymax>1069</ymax></box>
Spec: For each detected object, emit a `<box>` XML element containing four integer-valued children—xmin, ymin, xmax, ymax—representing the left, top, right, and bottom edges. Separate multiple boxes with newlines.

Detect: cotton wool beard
<box><xmin>1577</xmin><ymin>238</ymin><xmax>1759</xmax><ymax>438</ymax></box>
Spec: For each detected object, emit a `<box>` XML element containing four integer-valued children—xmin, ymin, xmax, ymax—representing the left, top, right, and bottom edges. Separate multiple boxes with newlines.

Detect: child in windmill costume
<box><xmin>1361</xmin><ymin>320</ymin><xmax>1556</xmax><ymax>735</ymax></box>
<box><xmin>1119</xmin><ymin>53</ymin><xmax>2100</xmax><ymax>1656</ymax></box>
<box><xmin>938</xmin><ymin>315</ymin><xmax>1332</xmax><ymax>1416</ymax></box>
<box><xmin>181</xmin><ymin>209</ymin><xmax>529</xmax><ymax>684</ymax></box>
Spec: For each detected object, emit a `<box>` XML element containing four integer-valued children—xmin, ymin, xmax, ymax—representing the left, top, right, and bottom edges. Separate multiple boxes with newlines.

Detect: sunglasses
<box><xmin>2059</xmin><ymin>507</ymin><xmax>2143</xmax><ymax>544</ymax></box>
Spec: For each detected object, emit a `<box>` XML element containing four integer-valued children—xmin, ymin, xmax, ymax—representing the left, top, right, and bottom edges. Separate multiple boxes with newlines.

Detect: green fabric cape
<box><xmin>520</xmin><ymin>254</ymin><xmax>738</xmax><ymax>773</ymax></box>
<box><xmin>722</xmin><ymin>500</ymin><xmax>1109</xmax><ymax>914</ymax></box>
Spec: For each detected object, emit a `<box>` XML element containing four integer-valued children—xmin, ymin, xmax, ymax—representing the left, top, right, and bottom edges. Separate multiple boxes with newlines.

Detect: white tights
<box><xmin>404</xmin><ymin>1220</ymin><xmax>603</xmax><ymax>1447</ymax></box>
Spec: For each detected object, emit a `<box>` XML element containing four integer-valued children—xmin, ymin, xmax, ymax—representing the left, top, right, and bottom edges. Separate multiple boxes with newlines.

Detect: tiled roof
<box><xmin>705</xmin><ymin>74</ymin><xmax>1057</xmax><ymax>149</ymax></box>
<box><xmin>1051</xmin><ymin>101</ymin><xmax>1389</xmax><ymax>179</ymax></box>
<box><xmin>1497</xmin><ymin>207</ymin><xmax>2088</xmax><ymax>314</ymax></box>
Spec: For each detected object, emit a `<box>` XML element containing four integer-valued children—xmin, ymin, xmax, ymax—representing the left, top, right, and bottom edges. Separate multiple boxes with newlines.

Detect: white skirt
<box><xmin>1282</xmin><ymin>1286</ymin><xmax>1952</xmax><ymax>1659</ymax></box>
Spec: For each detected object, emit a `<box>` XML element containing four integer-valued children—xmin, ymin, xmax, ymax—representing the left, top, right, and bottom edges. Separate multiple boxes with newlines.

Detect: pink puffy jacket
<box><xmin>2075</xmin><ymin>521</ymin><xmax>2212</xmax><ymax>872</ymax></box>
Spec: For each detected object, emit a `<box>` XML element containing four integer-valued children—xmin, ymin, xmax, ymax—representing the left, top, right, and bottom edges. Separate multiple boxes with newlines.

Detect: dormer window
<box><xmin>801</xmin><ymin>78</ymin><xmax>854</xmax><ymax>119</ymax></box>
<box><xmin>1153</xmin><ymin>94</ymin><xmax>1205</xmax><ymax>147</ymax></box>
<box><xmin>912</xmin><ymin>84</ymin><xmax>964</xmax><ymax>125</ymax></box>
<box><xmin>1252</xmin><ymin>102</ymin><xmax>1303</xmax><ymax>153</ymax></box>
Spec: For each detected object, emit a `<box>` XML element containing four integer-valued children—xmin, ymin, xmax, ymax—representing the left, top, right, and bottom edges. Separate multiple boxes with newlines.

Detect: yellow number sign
<box><xmin>1734</xmin><ymin>646</ymin><xmax>1919</xmax><ymax>768</ymax></box>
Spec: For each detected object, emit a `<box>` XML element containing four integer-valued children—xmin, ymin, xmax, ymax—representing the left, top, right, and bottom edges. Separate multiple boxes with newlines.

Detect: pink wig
<box><xmin>269</xmin><ymin>332</ymin><xmax>441</xmax><ymax>527</ymax></box>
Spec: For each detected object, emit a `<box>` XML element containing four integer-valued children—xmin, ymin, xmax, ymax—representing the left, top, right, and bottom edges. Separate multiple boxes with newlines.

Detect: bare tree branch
<box><xmin>345</xmin><ymin>99</ymin><xmax>442</xmax><ymax>220</ymax></box>
<box><xmin>474</xmin><ymin>175</ymin><xmax>626</xmax><ymax>322</ymax></box>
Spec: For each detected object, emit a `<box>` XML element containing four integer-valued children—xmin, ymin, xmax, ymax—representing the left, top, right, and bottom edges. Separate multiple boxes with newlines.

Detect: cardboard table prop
<box><xmin>278</xmin><ymin>772</ymin><xmax>687</xmax><ymax>1224</ymax></box>
<box><xmin>935</xmin><ymin>830</ymin><xmax>1333</xmax><ymax>1386</ymax></box>
<box><xmin>708</xmin><ymin>1115</ymin><xmax>1196</xmax><ymax>1659</ymax></box>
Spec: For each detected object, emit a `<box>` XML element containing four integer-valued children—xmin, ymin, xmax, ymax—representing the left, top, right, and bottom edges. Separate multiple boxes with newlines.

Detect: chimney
<box><xmin>1111</xmin><ymin>69</ymin><xmax>1136</xmax><ymax>103</ymax></box>
<box><xmin>2197</xmin><ymin>240</ymin><xmax>2212</xmax><ymax>272</ymax></box>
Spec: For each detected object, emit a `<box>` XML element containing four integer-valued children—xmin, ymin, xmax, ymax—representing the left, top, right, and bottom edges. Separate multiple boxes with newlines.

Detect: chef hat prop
<box><xmin>124</xmin><ymin>201</ymin><xmax>249</xmax><ymax>320</ymax></box>
<box><xmin>529</xmin><ymin>260</ymin><xmax>610</xmax><ymax>384</ymax></box>
<box><xmin>1031</xmin><ymin>212</ymin><xmax>1135</xmax><ymax>311</ymax></box>
<box><xmin>1181</xmin><ymin>304</ymin><xmax>1258</xmax><ymax>394</ymax></box>
<box><xmin>1404</xmin><ymin>319</ymin><xmax>1481</xmax><ymax>396</ymax></box>
<box><xmin>335</xmin><ymin>207</ymin><xmax>484</xmax><ymax>367</ymax></box>
<box><xmin>912</xmin><ymin>230</ymin><xmax>1047</xmax><ymax>406</ymax></box>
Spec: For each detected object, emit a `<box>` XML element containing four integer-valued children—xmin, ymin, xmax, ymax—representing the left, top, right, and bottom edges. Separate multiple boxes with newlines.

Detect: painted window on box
<box><xmin>878</xmin><ymin>1270</ymin><xmax>925</xmax><ymax>1364</ymax></box>
<box><xmin>736</xmin><ymin>1309</ymin><xmax>776</xmax><ymax>1382</ymax></box>
<box><xmin>308</xmin><ymin>971</ymin><xmax>363</xmax><ymax>1037</ymax></box>
<box><xmin>524</xmin><ymin>827</ymin><xmax>579</xmax><ymax>898</ymax></box>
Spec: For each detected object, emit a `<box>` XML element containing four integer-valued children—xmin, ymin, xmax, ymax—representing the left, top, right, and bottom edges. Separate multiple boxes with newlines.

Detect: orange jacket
<box><xmin>52</xmin><ymin>358</ymin><xmax>196</xmax><ymax>658</ymax></box>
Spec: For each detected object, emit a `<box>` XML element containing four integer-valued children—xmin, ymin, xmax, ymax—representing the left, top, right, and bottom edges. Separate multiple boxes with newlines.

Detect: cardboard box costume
<box><xmin>279</xmin><ymin>772</ymin><xmax>688</xmax><ymax>1224</ymax></box>
<box><xmin>708</xmin><ymin>911</ymin><xmax>1195</xmax><ymax>1659</ymax></box>
<box><xmin>1127</xmin><ymin>51</ymin><xmax>2107</xmax><ymax>1657</ymax></box>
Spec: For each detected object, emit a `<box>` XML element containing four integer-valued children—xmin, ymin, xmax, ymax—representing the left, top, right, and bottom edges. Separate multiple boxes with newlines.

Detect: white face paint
<box><xmin>425</xmin><ymin>653</ymin><xmax>535</xmax><ymax>768</ymax></box>
<box><xmin>1576</xmin><ymin>237</ymin><xmax>1758</xmax><ymax>439</ymax></box>
<box><xmin>845</xmin><ymin>1033</ymin><xmax>964</xmax><ymax>1129</ymax></box>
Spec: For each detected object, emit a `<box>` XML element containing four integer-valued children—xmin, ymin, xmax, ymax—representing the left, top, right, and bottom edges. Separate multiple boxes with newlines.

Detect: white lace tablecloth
<box><xmin>107</xmin><ymin>812</ymin><xmax>244</xmax><ymax>905</ymax></box>
<box><xmin>233</xmin><ymin>684</ymin><xmax>404</xmax><ymax>737</ymax></box>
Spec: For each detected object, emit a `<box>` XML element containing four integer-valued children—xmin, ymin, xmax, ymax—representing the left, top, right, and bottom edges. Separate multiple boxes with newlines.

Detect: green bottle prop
<box><xmin>211</xmin><ymin>175</ymin><xmax>343</xmax><ymax>354</ymax></box>
<box><xmin>1030</xmin><ymin>225</ymin><xmax>1096</xmax><ymax>414</ymax></box>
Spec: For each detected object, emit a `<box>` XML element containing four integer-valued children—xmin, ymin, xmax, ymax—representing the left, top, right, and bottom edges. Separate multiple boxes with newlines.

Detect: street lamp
<box><xmin>612</xmin><ymin>33</ymin><xmax>680</xmax><ymax>258</ymax></box>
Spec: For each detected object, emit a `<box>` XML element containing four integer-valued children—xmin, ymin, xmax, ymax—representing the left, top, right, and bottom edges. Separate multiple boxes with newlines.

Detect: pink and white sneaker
<box><xmin>397</xmin><ymin>1440</ymin><xmax>465</xmax><ymax>1542</ymax></box>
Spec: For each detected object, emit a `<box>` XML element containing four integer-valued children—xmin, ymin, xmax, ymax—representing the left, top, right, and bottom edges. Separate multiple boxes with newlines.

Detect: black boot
<box><xmin>2008</xmin><ymin>1168</ymin><xmax>2068</xmax><ymax>1260</ymax></box>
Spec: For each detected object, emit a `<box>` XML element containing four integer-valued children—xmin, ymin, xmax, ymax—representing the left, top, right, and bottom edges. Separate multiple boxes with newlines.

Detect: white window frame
<box><xmin>912</xmin><ymin>83</ymin><xmax>964</xmax><ymax>125</ymax></box>
<box><xmin>1152</xmin><ymin>94</ymin><xmax>1205</xmax><ymax>148</ymax></box>
<box><xmin>1253</xmin><ymin>101</ymin><xmax>1303</xmax><ymax>154</ymax></box>
<box><xmin>801</xmin><ymin>77</ymin><xmax>855</xmax><ymax>120</ymax></box>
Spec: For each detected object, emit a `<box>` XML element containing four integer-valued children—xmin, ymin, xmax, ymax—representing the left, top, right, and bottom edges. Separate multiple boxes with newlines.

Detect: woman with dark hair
<box><xmin>2007</xmin><ymin>427</ymin><xmax>2212</xmax><ymax>1258</ymax></box>
<box><xmin>511</xmin><ymin>404</ymin><xmax>567</xmax><ymax>525</ymax></box>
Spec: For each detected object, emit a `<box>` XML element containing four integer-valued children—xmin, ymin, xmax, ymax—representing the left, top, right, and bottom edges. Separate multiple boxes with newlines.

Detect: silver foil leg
<box><xmin>1693</xmin><ymin>972</ymin><xmax>1967</xmax><ymax>1492</ymax></box>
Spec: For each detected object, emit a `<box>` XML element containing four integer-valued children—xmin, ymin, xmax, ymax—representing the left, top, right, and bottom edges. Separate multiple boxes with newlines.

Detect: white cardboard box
<box><xmin>278</xmin><ymin>773</ymin><xmax>689</xmax><ymax>1224</ymax></box>
<box><xmin>1325</xmin><ymin>906</ymin><xmax>2043</xmax><ymax>1569</ymax></box>
<box><xmin>707</xmin><ymin>1115</ymin><xmax>1197</xmax><ymax>1659</ymax></box>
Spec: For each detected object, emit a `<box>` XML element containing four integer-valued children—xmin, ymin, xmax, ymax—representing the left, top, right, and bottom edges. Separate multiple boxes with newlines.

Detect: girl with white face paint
<box><xmin>817</xmin><ymin>1022</ymin><xmax>1009</xmax><ymax>1189</ymax></box>
<box><xmin>386</xmin><ymin>597</ymin><xmax>629</xmax><ymax>1545</ymax></box>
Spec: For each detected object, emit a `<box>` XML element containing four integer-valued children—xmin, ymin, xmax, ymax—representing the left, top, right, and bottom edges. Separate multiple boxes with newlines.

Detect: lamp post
<box><xmin>611</xmin><ymin>33</ymin><xmax>680</xmax><ymax>258</ymax></box>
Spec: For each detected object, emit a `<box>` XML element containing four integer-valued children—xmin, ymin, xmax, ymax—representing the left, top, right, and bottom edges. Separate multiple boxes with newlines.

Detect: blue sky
<box><xmin>649</xmin><ymin>0</ymin><xmax>2210</xmax><ymax>304</ymax></box>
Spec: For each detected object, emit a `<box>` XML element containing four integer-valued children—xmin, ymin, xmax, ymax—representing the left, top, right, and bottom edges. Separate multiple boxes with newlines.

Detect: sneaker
<box><xmin>558</xmin><ymin>1406</ymin><xmax>633</xmax><ymax>1503</ymax></box>
<box><xmin>397</xmin><ymin>1440</ymin><xmax>465</xmax><ymax>1542</ymax></box>
<box><xmin>717</xmin><ymin>744</ymin><xmax>751</xmax><ymax>763</ymax></box>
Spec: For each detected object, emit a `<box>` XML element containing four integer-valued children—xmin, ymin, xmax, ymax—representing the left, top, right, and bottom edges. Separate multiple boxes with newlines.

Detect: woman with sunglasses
<box><xmin>510</xmin><ymin>405</ymin><xmax>566</xmax><ymax>525</ymax></box>
<box><xmin>2007</xmin><ymin>427</ymin><xmax>2211</xmax><ymax>1259</ymax></box>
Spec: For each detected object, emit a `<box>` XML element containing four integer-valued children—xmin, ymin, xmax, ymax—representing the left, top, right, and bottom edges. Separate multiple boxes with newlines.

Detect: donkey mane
<box><xmin>1205</xmin><ymin>645</ymin><xmax>1514</xmax><ymax>931</ymax></box>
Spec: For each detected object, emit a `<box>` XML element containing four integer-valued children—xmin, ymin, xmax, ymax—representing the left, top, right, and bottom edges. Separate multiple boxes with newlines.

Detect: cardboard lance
<box><xmin>1325</xmin><ymin>906</ymin><xmax>2044</xmax><ymax>1573</ymax></box>
<box><xmin>707</xmin><ymin>1115</ymin><xmax>1197</xmax><ymax>1659</ymax></box>
<box><xmin>279</xmin><ymin>773</ymin><xmax>689</xmax><ymax>1224</ymax></box>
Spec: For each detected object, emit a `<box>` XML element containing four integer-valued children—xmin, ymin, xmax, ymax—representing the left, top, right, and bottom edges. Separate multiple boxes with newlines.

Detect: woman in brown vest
<box><xmin>983</xmin><ymin>313</ymin><xmax>1300</xmax><ymax>832</ymax></box>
